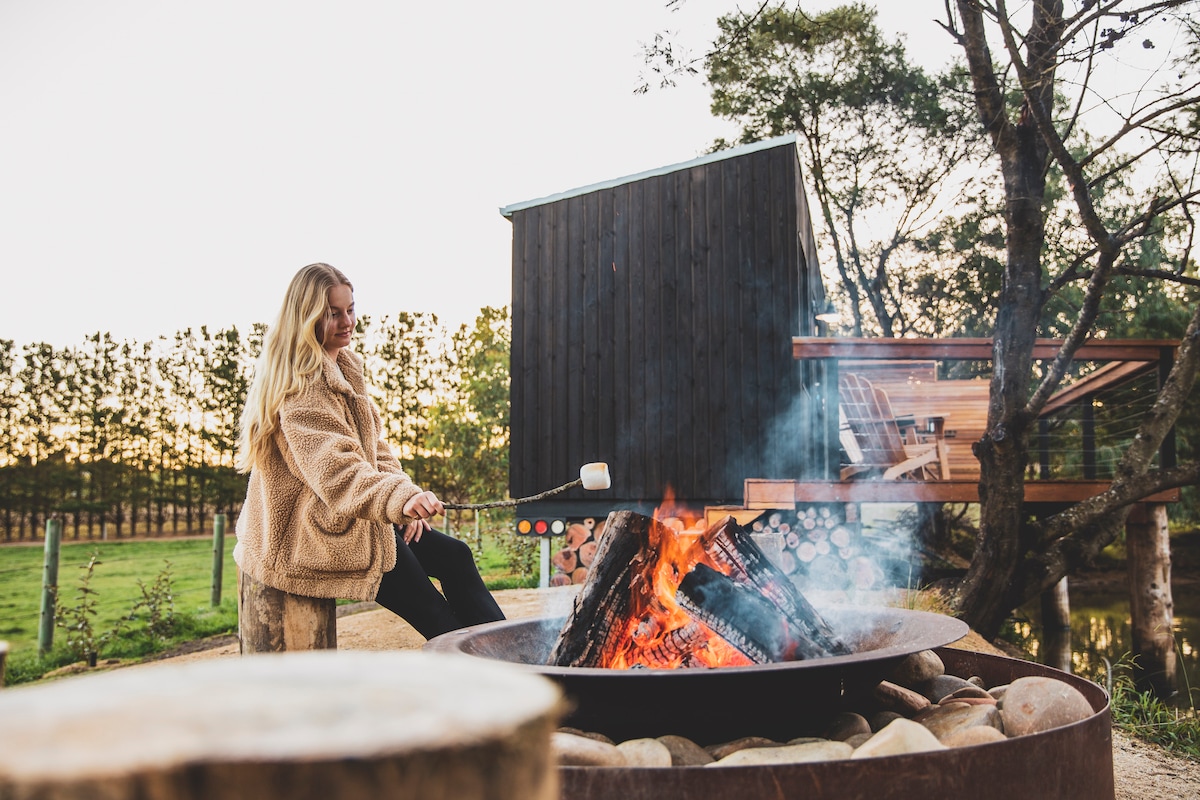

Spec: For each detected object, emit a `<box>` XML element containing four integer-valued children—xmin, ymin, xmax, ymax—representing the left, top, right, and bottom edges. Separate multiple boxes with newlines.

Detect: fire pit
<box><xmin>426</xmin><ymin>608</ymin><xmax>968</xmax><ymax>743</ymax></box>
<box><xmin>425</xmin><ymin>614</ymin><xmax>1114</xmax><ymax>800</ymax></box>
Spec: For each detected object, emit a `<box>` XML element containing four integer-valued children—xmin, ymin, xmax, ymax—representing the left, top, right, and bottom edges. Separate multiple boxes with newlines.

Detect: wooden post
<box><xmin>38</xmin><ymin>518</ymin><xmax>62</xmax><ymax>657</ymax></box>
<box><xmin>538</xmin><ymin>537</ymin><xmax>550</xmax><ymax>589</ymax></box>
<box><xmin>238</xmin><ymin>571</ymin><xmax>336</xmax><ymax>654</ymax></box>
<box><xmin>0</xmin><ymin>641</ymin><xmax>8</xmax><ymax>689</ymax></box>
<box><xmin>1126</xmin><ymin>502</ymin><xmax>1176</xmax><ymax>698</ymax></box>
<box><xmin>1041</xmin><ymin>577</ymin><xmax>1073</xmax><ymax>673</ymax></box>
<box><xmin>0</xmin><ymin>651</ymin><xmax>563</xmax><ymax>799</ymax></box>
<box><xmin>211</xmin><ymin>513</ymin><xmax>227</xmax><ymax>606</ymax></box>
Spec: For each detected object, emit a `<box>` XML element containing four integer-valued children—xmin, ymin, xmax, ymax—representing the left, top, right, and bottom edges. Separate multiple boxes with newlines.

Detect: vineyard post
<box><xmin>38</xmin><ymin>517</ymin><xmax>62</xmax><ymax>656</ymax></box>
<box><xmin>211</xmin><ymin>513</ymin><xmax>227</xmax><ymax>606</ymax></box>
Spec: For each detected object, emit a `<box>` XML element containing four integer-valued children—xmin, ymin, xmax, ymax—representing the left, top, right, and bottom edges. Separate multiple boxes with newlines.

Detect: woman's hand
<box><xmin>401</xmin><ymin>491</ymin><xmax>444</xmax><ymax>544</ymax></box>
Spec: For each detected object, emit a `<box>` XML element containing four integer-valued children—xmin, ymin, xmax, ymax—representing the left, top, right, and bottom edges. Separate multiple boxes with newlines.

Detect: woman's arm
<box><xmin>278</xmin><ymin>386</ymin><xmax>420</xmax><ymax>525</ymax></box>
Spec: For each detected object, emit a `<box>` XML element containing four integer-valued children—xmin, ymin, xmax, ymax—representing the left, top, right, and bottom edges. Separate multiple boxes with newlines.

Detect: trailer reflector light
<box><xmin>516</xmin><ymin>518</ymin><xmax>566</xmax><ymax>536</ymax></box>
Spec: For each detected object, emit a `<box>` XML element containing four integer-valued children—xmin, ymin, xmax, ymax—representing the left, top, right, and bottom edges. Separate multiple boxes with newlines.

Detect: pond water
<box><xmin>1011</xmin><ymin>580</ymin><xmax>1200</xmax><ymax>707</ymax></box>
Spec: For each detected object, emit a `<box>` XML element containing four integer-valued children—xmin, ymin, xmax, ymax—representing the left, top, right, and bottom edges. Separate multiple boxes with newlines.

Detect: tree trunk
<box><xmin>1040</xmin><ymin>577</ymin><xmax>1073</xmax><ymax>672</ymax></box>
<box><xmin>1126</xmin><ymin>503</ymin><xmax>1176</xmax><ymax>698</ymax></box>
<box><xmin>0</xmin><ymin>651</ymin><xmax>562</xmax><ymax>800</ymax></box>
<box><xmin>238</xmin><ymin>571</ymin><xmax>337</xmax><ymax>654</ymax></box>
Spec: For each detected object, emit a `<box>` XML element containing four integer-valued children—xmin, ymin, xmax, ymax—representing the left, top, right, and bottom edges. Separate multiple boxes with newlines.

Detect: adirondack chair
<box><xmin>838</xmin><ymin>372</ymin><xmax>951</xmax><ymax>481</ymax></box>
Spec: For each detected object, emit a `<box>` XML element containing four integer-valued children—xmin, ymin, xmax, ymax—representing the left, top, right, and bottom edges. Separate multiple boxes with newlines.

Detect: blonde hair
<box><xmin>236</xmin><ymin>263</ymin><xmax>353</xmax><ymax>473</ymax></box>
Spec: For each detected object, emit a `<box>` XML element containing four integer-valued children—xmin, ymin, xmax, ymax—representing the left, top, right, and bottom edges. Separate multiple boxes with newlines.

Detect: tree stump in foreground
<box><xmin>238</xmin><ymin>570</ymin><xmax>337</xmax><ymax>654</ymax></box>
<box><xmin>0</xmin><ymin>650</ymin><xmax>563</xmax><ymax>800</ymax></box>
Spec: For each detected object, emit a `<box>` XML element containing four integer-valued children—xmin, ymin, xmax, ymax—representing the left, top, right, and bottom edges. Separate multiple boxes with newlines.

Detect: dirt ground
<box><xmin>122</xmin><ymin>585</ymin><xmax>1197</xmax><ymax>799</ymax></box>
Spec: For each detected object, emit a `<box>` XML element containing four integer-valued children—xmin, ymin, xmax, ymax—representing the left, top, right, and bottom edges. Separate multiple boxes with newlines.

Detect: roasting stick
<box><xmin>443</xmin><ymin>462</ymin><xmax>611</xmax><ymax>511</ymax></box>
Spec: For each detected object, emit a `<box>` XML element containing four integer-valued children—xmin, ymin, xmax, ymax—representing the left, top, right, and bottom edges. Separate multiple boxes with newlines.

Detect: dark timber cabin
<box><xmin>501</xmin><ymin>134</ymin><xmax>832</xmax><ymax>535</ymax></box>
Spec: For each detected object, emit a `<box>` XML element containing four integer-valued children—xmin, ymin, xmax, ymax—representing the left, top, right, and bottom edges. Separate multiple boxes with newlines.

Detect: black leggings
<box><xmin>373</xmin><ymin>526</ymin><xmax>505</xmax><ymax>640</ymax></box>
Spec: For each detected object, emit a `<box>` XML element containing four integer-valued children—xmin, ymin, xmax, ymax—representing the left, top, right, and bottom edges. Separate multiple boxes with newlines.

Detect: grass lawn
<box><xmin>0</xmin><ymin>527</ymin><xmax>533</xmax><ymax>685</ymax></box>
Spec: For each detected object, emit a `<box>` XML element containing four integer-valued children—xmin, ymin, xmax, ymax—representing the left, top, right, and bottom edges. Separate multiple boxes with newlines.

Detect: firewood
<box><xmin>698</xmin><ymin>517</ymin><xmax>848</xmax><ymax>657</ymax></box>
<box><xmin>676</xmin><ymin>564</ymin><xmax>842</xmax><ymax>663</ymax></box>
<box><xmin>549</xmin><ymin>510</ymin><xmax>847</xmax><ymax>669</ymax></box>
<box><xmin>548</xmin><ymin>510</ymin><xmax>656</xmax><ymax>667</ymax></box>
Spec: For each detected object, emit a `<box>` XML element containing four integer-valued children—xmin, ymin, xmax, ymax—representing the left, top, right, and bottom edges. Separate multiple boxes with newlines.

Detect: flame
<box><xmin>600</xmin><ymin>488</ymin><xmax>753</xmax><ymax>670</ymax></box>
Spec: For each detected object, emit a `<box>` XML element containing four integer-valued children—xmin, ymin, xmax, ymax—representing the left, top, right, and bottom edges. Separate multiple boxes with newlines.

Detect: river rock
<box><xmin>708</xmin><ymin>740</ymin><xmax>854</xmax><ymax>767</ymax></box>
<box><xmin>558</xmin><ymin>726</ymin><xmax>615</xmax><ymax>744</ymax></box>
<box><xmin>941</xmin><ymin>685</ymin><xmax>995</xmax><ymax>703</ymax></box>
<box><xmin>706</xmin><ymin>736</ymin><xmax>782</xmax><ymax>760</ymax></box>
<box><xmin>889</xmin><ymin>649</ymin><xmax>945</xmax><ymax>686</ymax></box>
<box><xmin>553</xmin><ymin>732</ymin><xmax>626</xmax><ymax>766</ymax></box>
<box><xmin>915</xmin><ymin>674</ymin><xmax>977</xmax><ymax>703</ymax></box>
<box><xmin>824</xmin><ymin>712</ymin><xmax>872</xmax><ymax>741</ymax></box>
<box><xmin>657</xmin><ymin>734</ymin><xmax>714</xmax><ymax>766</ymax></box>
<box><xmin>941</xmin><ymin>726</ymin><xmax>1008</xmax><ymax>748</ymax></box>
<box><xmin>873</xmin><ymin>680</ymin><xmax>932</xmax><ymax>714</ymax></box>
<box><xmin>914</xmin><ymin>701</ymin><xmax>1003</xmax><ymax>741</ymax></box>
<box><xmin>851</xmin><ymin>718</ymin><xmax>947</xmax><ymax>759</ymax></box>
<box><xmin>869</xmin><ymin>710</ymin><xmax>904</xmax><ymax>732</ymax></box>
<box><xmin>1000</xmin><ymin>676</ymin><xmax>1094</xmax><ymax>736</ymax></box>
<box><xmin>845</xmin><ymin>732</ymin><xmax>874</xmax><ymax>748</ymax></box>
<box><xmin>617</xmin><ymin>737</ymin><xmax>672</xmax><ymax>767</ymax></box>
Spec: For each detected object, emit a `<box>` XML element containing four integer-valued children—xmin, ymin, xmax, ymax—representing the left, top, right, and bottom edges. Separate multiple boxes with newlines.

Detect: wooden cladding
<box><xmin>508</xmin><ymin>140</ymin><xmax>825</xmax><ymax>506</ymax></box>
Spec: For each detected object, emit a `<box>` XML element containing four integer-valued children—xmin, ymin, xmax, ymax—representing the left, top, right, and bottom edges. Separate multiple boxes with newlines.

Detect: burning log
<box><xmin>548</xmin><ymin>511</ymin><xmax>847</xmax><ymax>670</ymax></box>
<box><xmin>547</xmin><ymin>510</ymin><xmax>657</xmax><ymax>669</ymax></box>
<box><xmin>698</xmin><ymin>517</ymin><xmax>847</xmax><ymax>657</ymax></box>
<box><xmin>677</xmin><ymin>564</ymin><xmax>845</xmax><ymax>663</ymax></box>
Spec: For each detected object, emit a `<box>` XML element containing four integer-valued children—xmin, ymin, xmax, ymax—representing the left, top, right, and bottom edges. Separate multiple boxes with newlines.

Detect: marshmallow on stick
<box><xmin>443</xmin><ymin>462</ymin><xmax>612</xmax><ymax>511</ymax></box>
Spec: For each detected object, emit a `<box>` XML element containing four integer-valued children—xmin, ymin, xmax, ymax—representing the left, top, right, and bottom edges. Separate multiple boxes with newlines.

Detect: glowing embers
<box><xmin>548</xmin><ymin>510</ymin><xmax>848</xmax><ymax>670</ymax></box>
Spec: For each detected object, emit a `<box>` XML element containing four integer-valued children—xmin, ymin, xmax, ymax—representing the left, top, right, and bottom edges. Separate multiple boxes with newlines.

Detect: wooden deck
<box><xmin>744</xmin><ymin>478</ymin><xmax>1181</xmax><ymax>506</ymax></box>
<box><xmin>756</xmin><ymin>337</ymin><xmax>1181</xmax><ymax>508</ymax></box>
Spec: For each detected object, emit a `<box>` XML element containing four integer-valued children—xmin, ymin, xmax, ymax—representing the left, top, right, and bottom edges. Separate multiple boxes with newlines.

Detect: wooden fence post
<box><xmin>0</xmin><ymin>641</ymin><xmax>8</xmax><ymax>689</ymax></box>
<box><xmin>38</xmin><ymin>518</ymin><xmax>62</xmax><ymax>657</ymax></box>
<box><xmin>211</xmin><ymin>513</ymin><xmax>227</xmax><ymax>606</ymax></box>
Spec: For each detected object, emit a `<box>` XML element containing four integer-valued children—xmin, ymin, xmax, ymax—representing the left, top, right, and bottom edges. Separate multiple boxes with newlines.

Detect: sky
<box><xmin>0</xmin><ymin>1</ymin><xmax>963</xmax><ymax>348</ymax></box>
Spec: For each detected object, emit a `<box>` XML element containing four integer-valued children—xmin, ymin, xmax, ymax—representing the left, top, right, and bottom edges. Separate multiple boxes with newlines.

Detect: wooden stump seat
<box><xmin>0</xmin><ymin>650</ymin><xmax>564</xmax><ymax>799</ymax></box>
<box><xmin>238</xmin><ymin>570</ymin><xmax>337</xmax><ymax>654</ymax></box>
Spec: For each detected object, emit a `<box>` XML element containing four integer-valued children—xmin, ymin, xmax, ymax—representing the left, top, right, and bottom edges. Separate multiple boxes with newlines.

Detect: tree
<box><xmin>705</xmin><ymin>3</ymin><xmax>989</xmax><ymax>336</ymax></box>
<box><xmin>652</xmin><ymin>1</ymin><xmax>1200</xmax><ymax>642</ymax></box>
<box><xmin>948</xmin><ymin>0</ymin><xmax>1200</xmax><ymax>637</ymax></box>
<box><xmin>360</xmin><ymin>312</ymin><xmax>446</xmax><ymax>481</ymax></box>
<box><xmin>425</xmin><ymin>307</ymin><xmax>512</xmax><ymax>528</ymax></box>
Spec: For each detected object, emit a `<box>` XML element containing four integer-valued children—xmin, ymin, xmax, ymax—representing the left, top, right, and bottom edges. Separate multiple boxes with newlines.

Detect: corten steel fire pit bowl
<box><xmin>425</xmin><ymin>607</ymin><xmax>969</xmax><ymax>743</ymax></box>
<box><xmin>427</xmin><ymin>614</ymin><xmax>1114</xmax><ymax>800</ymax></box>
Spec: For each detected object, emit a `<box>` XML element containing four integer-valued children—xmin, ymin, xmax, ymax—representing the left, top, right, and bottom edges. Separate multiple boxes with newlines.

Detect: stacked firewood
<box><xmin>550</xmin><ymin>518</ymin><xmax>606</xmax><ymax>586</ymax></box>
<box><xmin>750</xmin><ymin>504</ymin><xmax>886</xmax><ymax>592</ymax></box>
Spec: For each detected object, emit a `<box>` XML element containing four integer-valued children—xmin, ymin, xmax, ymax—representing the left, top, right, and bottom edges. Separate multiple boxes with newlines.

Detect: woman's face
<box><xmin>320</xmin><ymin>283</ymin><xmax>355</xmax><ymax>356</ymax></box>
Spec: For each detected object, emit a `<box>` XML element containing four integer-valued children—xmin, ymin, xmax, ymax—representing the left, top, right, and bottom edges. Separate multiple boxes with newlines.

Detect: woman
<box><xmin>234</xmin><ymin>262</ymin><xmax>504</xmax><ymax>639</ymax></box>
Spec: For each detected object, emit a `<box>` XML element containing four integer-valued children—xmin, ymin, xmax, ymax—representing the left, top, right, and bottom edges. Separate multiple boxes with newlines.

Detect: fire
<box><xmin>601</xmin><ymin>488</ymin><xmax>754</xmax><ymax>670</ymax></box>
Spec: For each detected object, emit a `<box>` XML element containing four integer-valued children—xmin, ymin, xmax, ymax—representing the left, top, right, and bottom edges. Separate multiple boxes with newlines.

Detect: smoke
<box><xmin>714</xmin><ymin>370</ymin><xmax>928</xmax><ymax>606</ymax></box>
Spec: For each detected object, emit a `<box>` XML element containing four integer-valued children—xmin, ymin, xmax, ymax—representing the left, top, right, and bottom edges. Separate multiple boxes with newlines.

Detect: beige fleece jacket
<box><xmin>233</xmin><ymin>348</ymin><xmax>421</xmax><ymax>601</ymax></box>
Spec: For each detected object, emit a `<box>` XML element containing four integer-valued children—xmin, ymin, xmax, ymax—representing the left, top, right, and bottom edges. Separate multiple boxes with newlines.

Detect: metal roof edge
<box><xmin>498</xmin><ymin>132</ymin><xmax>800</xmax><ymax>218</ymax></box>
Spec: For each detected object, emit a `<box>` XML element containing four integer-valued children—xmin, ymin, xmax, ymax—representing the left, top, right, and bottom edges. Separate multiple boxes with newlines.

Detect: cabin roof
<box><xmin>499</xmin><ymin>132</ymin><xmax>800</xmax><ymax>218</ymax></box>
